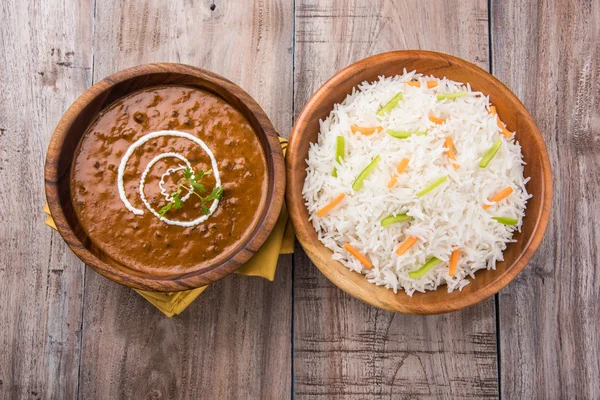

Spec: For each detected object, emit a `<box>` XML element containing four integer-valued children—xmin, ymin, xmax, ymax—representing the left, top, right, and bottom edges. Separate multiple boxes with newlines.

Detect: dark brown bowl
<box><xmin>45</xmin><ymin>63</ymin><xmax>285</xmax><ymax>292</ymax></box>
<box><xmin>286</xmin><ymin>51</ymin><xmax>552</xmax><ymax>314</ymax></box>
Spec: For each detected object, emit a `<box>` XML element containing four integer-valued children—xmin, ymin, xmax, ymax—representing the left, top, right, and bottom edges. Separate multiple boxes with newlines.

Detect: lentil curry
<box><xmin>71</xmin><ymin>86</ymin><xmax>268</xmax><ymax>273</ymax></box>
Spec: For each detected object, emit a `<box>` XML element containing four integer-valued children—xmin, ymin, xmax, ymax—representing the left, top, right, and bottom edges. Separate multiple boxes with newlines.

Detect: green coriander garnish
<box><xmin>159</xmin><ymin>167</ymin><xmax>223</xmax><ymax>217</ymax></box>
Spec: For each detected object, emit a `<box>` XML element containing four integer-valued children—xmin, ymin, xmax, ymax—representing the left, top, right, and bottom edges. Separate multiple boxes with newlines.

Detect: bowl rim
<box><xmin>45</xmin><ymin>62</ymin><xmax>285</xmax><ymax>292</ymax></box>
<box><xmin>286</xmin><ymin>50</ymin><xmax>553</xmax><ymax>314</ymax></box>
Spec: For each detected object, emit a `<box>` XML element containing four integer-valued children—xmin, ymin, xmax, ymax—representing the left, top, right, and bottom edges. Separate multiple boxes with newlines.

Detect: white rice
<box><xmin>302</xmin><ymin>70</ymin><xmax>531</xmax><ymax>295</ymax></box>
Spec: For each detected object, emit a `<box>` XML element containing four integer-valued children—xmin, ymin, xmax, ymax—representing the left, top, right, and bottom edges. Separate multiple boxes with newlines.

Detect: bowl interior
<box><xmin>46</xmin><ymin>64</ymin><xmax>285</xmax><ymax>291</ymax></box>
<box><xmin>287</xmin><ymin>51</ymin><xmax>551</xmax><ymax>314</ymax></box>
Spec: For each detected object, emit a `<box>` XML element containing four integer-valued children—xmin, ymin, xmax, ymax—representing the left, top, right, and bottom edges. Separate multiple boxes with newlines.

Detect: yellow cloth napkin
<box><xmin>43</xmin><ymin>137</ymin><xmax>293</xmax><ymax>317</ymax></box>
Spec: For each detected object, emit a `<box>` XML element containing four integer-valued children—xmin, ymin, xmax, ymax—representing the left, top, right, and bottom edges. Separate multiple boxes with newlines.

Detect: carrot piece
<box><xmin>496</xmin><ymin>119</ymin><xmax>512</xmax><ymax>138</ymax></box>
<box><xmin>488</xmin><ymin>106</ymin><xmax>512</xmax><ymax>138</ymax></box>
<box><xmin>351</xmin><ymin>125</ymin><xmax>383</xmax><ymax>136</ymax></box>
<box><xmin>343</xmin><ymin>243</ymin><xmax>373</xmax><ymax>269</ymax></box>
<box><xmin>316</xmin><ymin>193</ymin><xmax>346</xmax><ymax>217</ymax></box>
<box><xmin>426</xmin><ymin>80</ymin><xmax>438</xmax><ymax>89</ymax></box>
<box><xmin>405</xmin><ymin>81</ymin><xmax>421</xmax><ymax>87</ymax></box>
<box><xmin>429</xmin><ymin>115</ymin><xmax>446</xmax><ymax>124</ymax></box>
<box><xmin>483</xmin><ymin>187</ymin><xmax>514</xmax><ymax>209</ymax></box>
<box><xmin>387</xmin><ymin>158</ymin><xmax>410</xmax><ymax>188</ymax></box>
<box><xmin>444</xmin><ymin>137</ymin><xmax>459</xmax><ymax>170</ymax></box>
<box><xmin>395</xmin><ymin>236</ymin><xmax>418</xmax><ymax>256</ymax></box>
<box><xmin>449</xmin><ymin>248</ymin><xmax>460</xmax><ymax>276</ymax></box>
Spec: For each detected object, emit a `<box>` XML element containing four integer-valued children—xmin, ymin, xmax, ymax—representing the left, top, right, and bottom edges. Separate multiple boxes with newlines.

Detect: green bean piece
<box><xmin>352</xmin><ymin>155</ymin><xmax>381</xmax><ymax>191</ymax></box>
<box><xmin>376</xmin><ymin>92</ymin><xmax>403</xmax><ymax>116</ymax></box>
<box><xmin>332</xmin><ymin>136</ymin><xmax>346</xmax><ymax>177</ymax></box>
<box><xmin>381</xmin><ymin>213</ymin><xmax>413</xmax><ymax>227</ymax></box>
<box><xmin>479</xmin><ymin>139</ymin><xmax>503</xmax><ymax>168</ymax></box>
<box><xmin>416</xmin><ymin>176</ymin><xmax>448</xmax><ymax>197</ymax></box>
<box><xmin>436</xmin><ymin>91</ymin><xmax>468</xmax><ymax>101</ymax></box>
<box><xmin>387</xmin><ymin>130</ymin><xmax>428</xmax><ymax>139</ymax></box>
<box><xmin>492</xmin><ymin>216</ymin><xmax>519</xmax><ymax>226</ymax></box>
<box><xmin>408</xmin><ymin>257</ymin><xmax>442</xmax><ymax>279</ymax></box>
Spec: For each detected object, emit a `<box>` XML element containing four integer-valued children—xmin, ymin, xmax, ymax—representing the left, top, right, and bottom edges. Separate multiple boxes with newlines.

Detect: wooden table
<box><xmin>1</xmin><ymin>0</ymin><xmax>598</xmax><ymax>398</ymax></box>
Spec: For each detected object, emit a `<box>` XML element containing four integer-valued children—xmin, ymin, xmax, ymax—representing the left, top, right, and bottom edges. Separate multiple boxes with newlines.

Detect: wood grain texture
<box><xmin>287</xmin><ymin>50</ymin><xmax>552</xmax><ymax>314</ymax></box>
<box><xmin>79</xmin><ymin>257</ymin><xmax>292</xmax><ymax>399</ymax></box>
<box><xmin>0</xmin><ymin>0</ymin><xmax>92</xmax><ymax>398</ymax></box>
<box><xmin>75</xmin><ymin>0</ymin><xmax>294</xmax><ymax>398</ymax></box>
<box><xmin>492</xmin><ymin>0</ymin><xmax>600</xmax><ymax>398</ymax></box>
<box><xmin>2</xmin><ymin>0</ymin><xmax>597</xmax><ymax>398</ymax></box>
<box><xmin>293</xmin><ymin>0</ymin><xmax>500</xmax><ymax>398</ymax></box>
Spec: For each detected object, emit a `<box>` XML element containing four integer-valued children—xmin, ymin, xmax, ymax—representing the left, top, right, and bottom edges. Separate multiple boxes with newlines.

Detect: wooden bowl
<box><xmin>45</xmin><ymin>63</ymin><xmax>285</xmax><ymax>292</ymax></box>
<box><xmin>286</xmin><ymin>51</ymin><xmax>552</xmax><ymax>314</ymax></box>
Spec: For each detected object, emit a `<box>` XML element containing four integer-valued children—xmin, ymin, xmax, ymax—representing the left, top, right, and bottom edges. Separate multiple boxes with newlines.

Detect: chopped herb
<box><xmin>387</xmin><ymin>130</ymin><xmax>427</xmax><ymax>139</ymax></box>
<box><xmin>416</xmin><ymin>176</ymin><xmax>448</xmax><ymax>197</ymax></box>
<box><xmin>436</xmin><ymin>91</ymin><xmax>468</xmax><ymax>101</ymax></box>
<box><xmin>184</xmin><ymin>167</ymin><xmax>212</xmax><ymax>181</ymax></box>
<box><xmin>381</xmin><ymin>213</ymin><xmax>413</xmax><ymax>227</ymax></box>
<box><xmin>172</xmin><ymin>191</ymin><xmax>183</xmax><ymax>209</ymax></box>
<box><xmin>332</xmin><ymin>136</ymin><xmax>345</xmax><ymax>177</ymax></box>
<box><xmin>160</xmin><ymin>167</ymin><xmax>223</xmax><ymax>217</ymax></box>
<box><xmin>352</xmin><ymin>155</ymin><xmax>381</xmax><ymax>191</ymax></box>
<box><xmin>479</xmin><ymin>139</ymin><xmax>503</xmax><ymax>168</ymax></box>
<box><xmin>190</xmin><ymin>181</ymin><xmax>206</xmax><ymax>192</ymax></box>
<box><xmin>194</xmin><ymin>169</ymin><xmax>212</xmax><ymax>181</ymax></box>
<box><xmin>409</xmin><ymin>257</ymin><xmax>442</xmax><ymax>279</ymax></box>
<box><xmin>204</xmin><ymin>186</ymin><xmax>224</xmax><ymax>202</ymax></box>
<box><xmin>377</xmin><ymin>92</ymin><xmax>403</xmax><ymax>116</ymax></box>
<box><xmin>492</xmin><ymin>216</ymin><xmax>519</xmax><ymax>226</ymax></box>
<box><xmin>159</xmin><ymin>202</ymin><xmax>172</xmax><ymax>217</ymax></box>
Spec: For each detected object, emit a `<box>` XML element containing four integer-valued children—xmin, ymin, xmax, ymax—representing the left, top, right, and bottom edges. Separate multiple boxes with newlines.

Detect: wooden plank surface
<box><xmin>0</xmin><ymin>0</ymin><xmax>92</xmax><ymax>398</ymax></box>
<box><xmin>292</xmin><ymin>1</ymin><xmax>499</xmax><ymax>399</ymax></box>
<box><xmin>1</xmin><ymin>0</ymin><xmax>599</xmax><ymax>398</ymax></box>
<box><xmin>492</xmin><ymin>0</ymin><xmax>600</xmax><ymax>398</ymax></box>
<box><xmin>75</xmin><ymin>0</ymin><xmax>294</xmax><ymax>399</ymax></box>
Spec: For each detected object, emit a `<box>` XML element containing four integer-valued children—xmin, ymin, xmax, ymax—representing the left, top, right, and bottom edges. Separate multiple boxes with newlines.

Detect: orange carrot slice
<box><xmin>344</xmin><ymin>243</ymin><xmax>373</xmax><ymax>269</ymax></box>
<box><xmin>387</xmin><ymin>158</ymin><xmax>410</xmax><ymax>188</ymax></box>
<box><xmin>429</xmin><ymin>115</ymin><xmax>446</xmax><ymax>124</ymax></box>
<box><xmin>483</xmin><ymin>187</ymin><xmax>514</xmax><ymax>209</ymax></box>
<box><xmin>316</xmin><ymin>193</ymin><xmax>346</xmax><ymax>217</ymax></box>
<box><xmin>396</xmin><ymin>236</ymin><xmax>418</xmax><ymax>256</ymax></box>
<box><xmin>444</xmin><ymin>137</ymin><xmax>459</xmax><ymax>170</ymax></box>
<box><xmin>489</xmin><ymin>106</ymin><xmax>512</xmax><ymax>138</ymax></box>
<box><xmin>405</xmin><ymin>81</ymin><xmax>437</xmax><ymax>88</ymax></box>
<box><xmin>351</xmin><ymin>125</ymin><xmax>383</xmax><ymax>136</ymax></box>
<box><xmin>449</xmin><ymin>248</ymin><xmax>460</xmax><ymax>276</ymax></box>
<box><xmin>496</xmin><ymin>119</ymin><xmax>512</xmax><ymax>138</ymax></box>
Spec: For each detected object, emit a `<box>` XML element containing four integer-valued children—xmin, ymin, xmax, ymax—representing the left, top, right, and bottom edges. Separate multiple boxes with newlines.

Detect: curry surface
<box><xmin>71</xmin><ymin>86</ymin><xmax>267</xmax><ymax>273</ymax></box>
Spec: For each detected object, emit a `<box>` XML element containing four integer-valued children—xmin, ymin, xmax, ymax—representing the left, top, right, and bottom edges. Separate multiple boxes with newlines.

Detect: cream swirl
<box><xmin>117</xmin><ymin>130</ymin><xmax>221</xmax><ymax>227</ymax></box>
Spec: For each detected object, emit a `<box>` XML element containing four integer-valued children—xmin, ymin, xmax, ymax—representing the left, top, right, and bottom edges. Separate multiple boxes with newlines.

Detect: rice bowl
<box><xmin>302</xmin><ymin>70</ymin><xmax>531</xmax><ymax>295</ymax></box>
